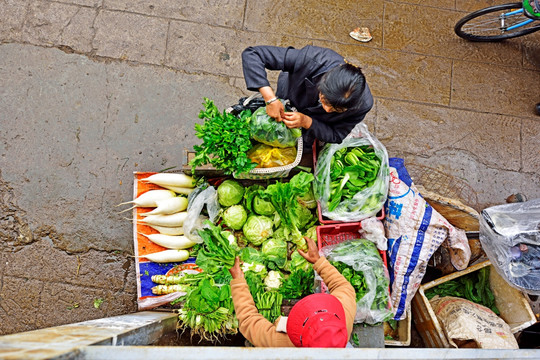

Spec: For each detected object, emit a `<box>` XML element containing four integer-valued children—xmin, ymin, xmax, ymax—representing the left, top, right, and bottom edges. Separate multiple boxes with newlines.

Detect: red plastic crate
<box><xmin>316</xmin><ymin>222</ymin><xmax>388</xmax><ymax>294</ymax></box>
<box><xmin>312</xmin><ymin>140</ymin><xmax>385</xmax><ymax>225</ymax></box>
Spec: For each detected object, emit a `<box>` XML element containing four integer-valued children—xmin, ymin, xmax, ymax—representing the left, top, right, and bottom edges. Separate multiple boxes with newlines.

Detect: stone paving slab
<box><xmin>93</xmin><ymin>10</ymin><xmax>168</xmax><ymax>65</ymax></box>
<box><xmin>103</xmin><ymin>0</ymin><xmax>245</xmax><ymax>28</ymax></box>
<box><xmin>375</xmin><ymin>99</ymin><xmax>522</xmax><ymax>172</ymax></box>
<box><xmin>22</xmin><ymin>0</ymin><xmax>97</xmax><ymax>53</ymax></box>
<box><xmin>383</xmin><ymin>2</ymin><xmax>524</xmax><ymax>67</ymax></box>
<box><xmin>522</xmin><ymin>119</ymin><xmax>540</xmax><ymax>174</ymax></box>
<box><xmin>0</xmin><ymin>0</ymin><xmax>28</xmax><ymax>43</ymax></box>
<box><xmin>244</xmin><ymin>0</ymin><xmax>384</xmax><ymax>47</ymax></box>
<box><xmin>315</xmin><ymin>40</ymin><xmax>453</xmax><ymax>105</ymax></box>
<box><xmin>451</xmin><ymin>60</ymin><xmax>540</xmax><ymax>117</ymax></box>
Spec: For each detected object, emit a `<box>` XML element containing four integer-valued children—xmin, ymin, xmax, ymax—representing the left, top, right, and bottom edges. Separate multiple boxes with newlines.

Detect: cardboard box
<box><xmin>412</xmin><ymin>260</ymin><xmax>536</xmax><ymax>348</ymax></box>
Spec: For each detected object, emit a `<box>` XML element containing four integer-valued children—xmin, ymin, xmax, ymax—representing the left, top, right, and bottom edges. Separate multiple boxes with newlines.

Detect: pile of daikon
<box><xmin>118</xmin><ymin>172</ymin><xmax>198</xmax><ymax>263</ymax></box>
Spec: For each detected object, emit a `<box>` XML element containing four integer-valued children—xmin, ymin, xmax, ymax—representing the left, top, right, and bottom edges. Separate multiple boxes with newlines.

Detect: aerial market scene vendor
<box><xmin>124</xmin><ymin>43</ymin><xmax>539</xmax><ymax>350</ymax></box>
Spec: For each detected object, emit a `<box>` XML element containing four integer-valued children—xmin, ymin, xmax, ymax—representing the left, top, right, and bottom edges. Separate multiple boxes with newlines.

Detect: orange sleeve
<box><xmin>313</xmin><ymin>256</ymin><xmax>357</xmax><ymax>336</ymax></box>
<box><xmin>230</xmin><ymin>278</ymin><xmax>294</xmax><ymax>347</ymax></box>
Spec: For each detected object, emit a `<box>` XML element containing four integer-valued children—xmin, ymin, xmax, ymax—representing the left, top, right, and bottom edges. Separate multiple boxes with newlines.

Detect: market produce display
<box><xmin>424</xmin><ymin>267</ymin><xmax>499</xmax><ymax>314</ymax></box>
<box><xmin>134</xmin><ymin>172</ymin><xmax>321</xmax><ymax>339</ymax></box>
<box><xmin>189</xmin><ymin>98</ymin><xmax>300</xmax><ymax>176</ymax></box>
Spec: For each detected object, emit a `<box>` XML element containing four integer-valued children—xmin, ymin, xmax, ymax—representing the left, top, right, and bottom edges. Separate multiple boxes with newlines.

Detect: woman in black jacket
<box><xmin>242</xmin><ymin>45</ymin><xmax>373</xmax><ymax>150</ymax></box>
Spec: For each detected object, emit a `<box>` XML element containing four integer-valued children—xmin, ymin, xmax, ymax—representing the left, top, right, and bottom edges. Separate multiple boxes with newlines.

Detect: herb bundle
<box><xmin>190</xmin><ymin>98</ymin><xmax>256</xmax><ymax>175</ymax></box>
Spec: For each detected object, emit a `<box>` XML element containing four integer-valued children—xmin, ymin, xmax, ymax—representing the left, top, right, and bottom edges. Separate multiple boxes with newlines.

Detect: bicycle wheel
<box><xmin>455</xmin><ymin>2</ymin><xmax>540</xmax><ymax>41</ymax></box>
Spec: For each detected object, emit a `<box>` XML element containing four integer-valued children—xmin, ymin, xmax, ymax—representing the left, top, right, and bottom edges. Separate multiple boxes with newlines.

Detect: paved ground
<box><xmin>1</xmin><ymin>0</ymin><xmax>539</xmax><ymax>337</ymax></box>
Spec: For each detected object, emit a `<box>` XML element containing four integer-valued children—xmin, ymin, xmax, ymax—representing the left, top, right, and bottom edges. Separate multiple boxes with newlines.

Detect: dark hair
<box><xmin>317</xmin><ymin>63</ymin><xmax>366</xmax><ymax>110</ymax></box>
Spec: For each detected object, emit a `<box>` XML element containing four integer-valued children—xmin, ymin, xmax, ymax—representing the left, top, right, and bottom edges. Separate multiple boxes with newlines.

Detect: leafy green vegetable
<box><xmin>259</xmin><ymin>172</ymin><xmax>316</xmax><ymax>251</ymax></box>
<box><xmin>195</xmin><ymin>221</ymin><xmax>237</xmax><ymax>274</ymax></box>
<box><xmin>217</xmin><ymin>179</ymin><xmax>245</xmax><ymax>207</ymax></box>
<box><xmin>327</xmin><ymin>239</ymin><xmax>393</xmax><ymax>323</ymax></box>
<box><xmin>253</xmin><ymin>195</ymin><xmax>276</xmax><ymax>216</ymax></box>
<box><xmin>177</xmin><ymin>274</ymin><xmax>238</xmax><ymax>341</ymax></box>
<box><xmin>279</xmin><ymin>269</ymin><xmax>315</xmax><ymax>299</ymax></box>
<box><xmin>262</xmin><ymin>237</ymin><xmax>287</xmax><ymax>270</ymax></box>
<box><xmin>254</xmin><ymin>291</ymin><xmax>283</xmax><ymax>323</ymax></box>
<box><xmin>222</xmin><ymin>205</ymin><xmax>248</xmax><ymax>230</ymax></box>
<box><xmin>425</xmin><ymin>267</ymin><xmax>499</xmax><ymax>314</ymax></box>
<box><xmin>289</xmin><ymin>250</ymin><xmax>311</xmax><ymax>273</ymax></box>
<box><xmin>250</xmin><ymin>104</ymin><xmax>301</xmax><ymax>148</ymax></box>
<box><xmin>242</xmin><ymin>215</ymin><xmax>273</xmax><ymax>246</ymax></box>
<box><xmin>190</xmin><ymin>98</ymin><xmax>257</xmax><ymax>175</ymax></box>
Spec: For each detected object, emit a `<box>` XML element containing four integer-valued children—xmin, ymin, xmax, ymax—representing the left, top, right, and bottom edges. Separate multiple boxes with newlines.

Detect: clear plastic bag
<box><xmin>480</xmin><ymin>198</ymin><xmax>540</xmax><ymax>295</ymax></box>
<box><xmin>359</xmin><ymin>218</ymin><xmax>387</xmax><ymax>251</ymax></box>
<box><xmin>314</xmin><ymin>123</ymin><xmax>390</xmax><ymax>222</ymax></box>
<box><xmin>247</xmin><ymin>143</ymin><xmax>297</xmax><ymax>168</ymax></box>
<box><xmin>321</xmin><ymin>239</ymin><xmax>393</xmax><ymax>324</ymax></box>
<box><xmin>250</xmin><ymin>103</ymin><xmax>302</xmax><ymax>148</ymax></box>
<box><xmin>183</xmin><ymin>184</ymin><xmax>220</xmax><ymax>244</ymax></box>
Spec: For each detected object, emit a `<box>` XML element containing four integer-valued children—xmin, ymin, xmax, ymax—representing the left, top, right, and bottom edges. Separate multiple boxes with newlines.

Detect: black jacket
<box><xmin>242</xmin><ymin>45</ymin><xmax>373</xmax><ymax>148</ymax></box>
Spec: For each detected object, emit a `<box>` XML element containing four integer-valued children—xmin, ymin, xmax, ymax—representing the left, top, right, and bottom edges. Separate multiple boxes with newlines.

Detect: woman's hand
<box><xmin>282</xmin><ymin>111</ymin><xmax>312</xmax><ymax>129</ymax></box>
<box><xmin>229</xmin><ymin>257</ymin><xmax>244</xmax><ymax>279</ymax></box>
<box><xmin>297</xmin><ymin>237</ymin><xmax>320</xmax><ymax>264</ymax></box>
<box><xmin>266</xmin><ymin>101</ymin><xmax>285</xmax><ymax>122</ymax></box>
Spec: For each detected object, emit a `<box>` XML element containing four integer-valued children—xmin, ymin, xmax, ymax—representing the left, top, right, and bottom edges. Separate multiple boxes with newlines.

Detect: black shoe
<box><xmin>536</xmin><ymin>102</ymin><xmax>540</xmax><ymax>116</ymax></box>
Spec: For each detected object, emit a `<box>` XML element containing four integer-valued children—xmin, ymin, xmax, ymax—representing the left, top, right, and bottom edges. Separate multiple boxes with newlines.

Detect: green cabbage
<box><xmin>253</xmin><ymin>195</ymin><xmax>275</xmax><ymax>216</ymax></box>
<box><xmin>290</xmin><ymin>250</ymin><xmax>311</xmax><ymax>273</ymax></box>
<box><xmin>217</xmin><ymin>180</ymin><xmax>245</xmax><ymax>207</ymax></box>
<box><xmin>242</xmin><ymin>215</ymin><xmax>273</xmax><ymax>246</ymax></box>
<box><xmin>222</xmin><ymin>205</ymin><xmax>247</xmax><ymax>230</ymax></box>
<box><xmin>262</xmin><ymin>237</ymin><xmax>287</xmax><ymax>269</ymax></box>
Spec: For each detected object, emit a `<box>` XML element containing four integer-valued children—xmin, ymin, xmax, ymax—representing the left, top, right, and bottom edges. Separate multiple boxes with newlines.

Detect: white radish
<box><xmin>139</xmin><ymin>212</ymin><xmax>188</xmax><ymax>227</ymax></box>
<box><xmin>158</xmin><ymin>184</ymin><xmax>195</xmax><ymax>196</ymax></box>
<box><xmin>141</xmin><ymin>173</ymin><xmax>195</xmax><ymax>188</ymax></box>
<box><xmin>143</xmin><ymin>224</ymin><xmax>184</xmax><ymax>236</ymax></box>
<box><xmin>140</xmin><ymin>197</ymin><xmax>188</xmax><ymax>216</ymax></box>
<box><xmin>138</xmin><ymin>233</ymin><xmax>196</xmax><ymax>250</ymax></box>
<box><xmin>116</xmin><ymin>189</ymin><xmax>176</xmax><ymax>213</ymax></box>
<box><xmin>138</xmin><ymin>249</ymin><xmax>190</xmax><ymax>263</ymax></box>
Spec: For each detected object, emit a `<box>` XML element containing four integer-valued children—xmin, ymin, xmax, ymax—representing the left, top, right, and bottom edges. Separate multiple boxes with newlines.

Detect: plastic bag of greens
<box><xmin>247</xmin><ymin>143</ymin><xmax>297</xmax><ymax>168</ymax></box>
<box><xmin>250</xmin><ymin>102</ymin><xmax>302</xmax><ymax>148</ymax></box>
<box><xmin>321</xmin><ymin>239</ymin><xmax>393</xmax><ymax>324</ymax></box>
<box><xmin>314</xmin><ymin>122</ymin><xmax>389</xmax><ymax>222</ymax></box>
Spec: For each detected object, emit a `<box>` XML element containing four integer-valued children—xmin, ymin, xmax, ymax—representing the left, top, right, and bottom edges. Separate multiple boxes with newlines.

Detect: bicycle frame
<box><xmin>504</xmin><ymin>8</ymin><xmax>535</xmax><ymax>31</ymax></box>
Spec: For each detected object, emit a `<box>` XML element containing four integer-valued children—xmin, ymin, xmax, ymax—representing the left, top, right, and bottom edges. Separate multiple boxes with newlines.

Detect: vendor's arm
<box><xmin>229</xmin><ymin>258</ymin><xmax>293</xmax><ymax>347</ymax></box>
<box><xmin>299</xmin><ymin>238</ymin><xmax>356</xmax><ymax>335</ymax></box>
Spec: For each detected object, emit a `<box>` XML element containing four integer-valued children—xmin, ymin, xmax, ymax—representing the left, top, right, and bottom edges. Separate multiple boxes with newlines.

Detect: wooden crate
<box><xmin>412</xmin><ymin>260</ymin><xmax>536</xmax><ymax>348</ymax></box>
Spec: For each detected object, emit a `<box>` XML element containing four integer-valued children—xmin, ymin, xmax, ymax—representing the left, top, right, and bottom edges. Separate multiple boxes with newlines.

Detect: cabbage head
<box><xmin>253</xmin><ymin>195</ymin><xmax>275</xmax><ymax>216</ymax></box>
<box><xmin>243</xmin><ymin>215</ymin><xmax>273</xmax><ymax>245</ymax></box>
<box><xmin>290</xmin><ymin>250</ymin><xmax>312</xmax><ymax>273</ymax></box>
<box><xmin>222</xmin><ymin>204</ymin><xmax>247</xmax><ymax>230</ymax></box>
<box><xmin>217</xmin><ymin>180</ymin><xmax>245</xmax><ymax>207</ymax></box>
<box><xmin>262</xmin><ymin>237</ymin><xmax>287</xmax><ymax>269</ymax></box>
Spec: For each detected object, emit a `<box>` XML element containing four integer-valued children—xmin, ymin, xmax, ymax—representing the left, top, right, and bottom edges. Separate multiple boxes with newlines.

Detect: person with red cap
<box><xmin>229</xmin><ymin>236</ymin><xmax>357</xmax><ymax>347</ymax></box>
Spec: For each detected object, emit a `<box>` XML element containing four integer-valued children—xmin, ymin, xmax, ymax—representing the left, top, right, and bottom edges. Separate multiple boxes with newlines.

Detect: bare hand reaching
<box><xmin>297</xmin><ymin>237</ymin><xmax>320</xmax><ymax>264</ymax></box>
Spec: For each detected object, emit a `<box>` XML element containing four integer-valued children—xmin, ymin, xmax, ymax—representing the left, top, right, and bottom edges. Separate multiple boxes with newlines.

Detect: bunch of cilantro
<box><xmin>190</xmin><ymin>98</ymin><xmax>257</xmax><ymax>175</ymax></box>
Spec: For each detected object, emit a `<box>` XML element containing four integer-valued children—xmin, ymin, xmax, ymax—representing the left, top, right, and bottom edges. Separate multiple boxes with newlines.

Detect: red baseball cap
<box><xmin>286</xmin><ymin>293</ymin><xmax>348</xmax><ymax>348</ymax></box>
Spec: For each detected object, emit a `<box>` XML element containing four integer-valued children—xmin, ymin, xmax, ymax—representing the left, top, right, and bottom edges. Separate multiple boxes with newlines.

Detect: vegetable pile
<box><xmin>425</xmin><ymin>267</ymin><xmax>499</xmax><ymax>314</ymax></box>
<box><xmin>207</xmin><ymin>172</ymin><xmax>319</xmax><ymax>324</ymax></box>
<box><xmin>119</xmin><ymin>172</ymin><xmax>198</xmax><ymax>265</ymax></box>
<box><xmin>190</xmin><ymin>98</ymin><xmax>301</xmax><ymax>175</ymax></box>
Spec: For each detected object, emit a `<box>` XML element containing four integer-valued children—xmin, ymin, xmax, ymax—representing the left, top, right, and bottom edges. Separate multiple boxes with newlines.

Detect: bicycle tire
<box><xmin>455</xmin><ymin>2</ymin><xmax>540</xmax><ymax>42</ymax></box>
